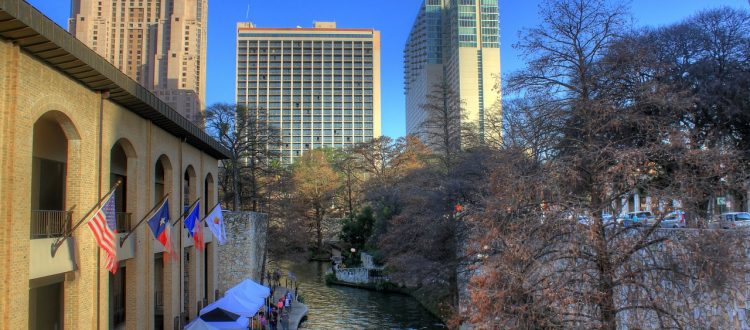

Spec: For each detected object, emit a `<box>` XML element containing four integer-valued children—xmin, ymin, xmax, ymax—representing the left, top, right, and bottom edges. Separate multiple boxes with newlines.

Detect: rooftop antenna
<box><xmin>246</xmin><ymin>0</ymin><xmax>250</xmax><ymax>20</ymax></box>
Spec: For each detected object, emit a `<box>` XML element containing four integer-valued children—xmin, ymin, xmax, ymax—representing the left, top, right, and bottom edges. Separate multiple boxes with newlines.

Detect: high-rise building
<box><xmin>404</xmin><ymin>0</ymin><xmax>501</xmax><ymax>143</ymax></box>
<box><xmin>236</xmin><ymin>22</ymin><xmax>382</xmax><ymax>164</ymax></box>
<box><xmin>69</xmin><ymin>0</ymin><xmax>207</xmax><ymax>124</ymax></box>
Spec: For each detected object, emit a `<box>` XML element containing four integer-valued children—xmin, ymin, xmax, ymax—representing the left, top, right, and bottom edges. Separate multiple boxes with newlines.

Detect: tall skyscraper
<box><xmin>236</xmin><ymin>22</ymin><xmax>382</xmax><ymax>164</ymax></box>
<box><xmin>404</xmin><ymin>0</ymin><xmax>501</xmax><ymax>143</ymax></box>
<box><xmin>69</xmin><ymin>0</ymin><xmax>207</xmax><ymax>123</ymax></box>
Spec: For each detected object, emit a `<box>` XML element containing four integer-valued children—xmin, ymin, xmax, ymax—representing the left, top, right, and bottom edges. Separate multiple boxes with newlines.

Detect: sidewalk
<box><xmin>271</xmin><ymin>287</ymin><xmax>308</xmax><ymax>330</ymax></box>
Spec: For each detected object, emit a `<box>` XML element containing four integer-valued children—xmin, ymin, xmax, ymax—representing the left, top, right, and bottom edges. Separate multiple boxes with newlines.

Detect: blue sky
<box><xmin>25</xmin><ymin>0</ymin><xmax>750</xmax><ymax>138</ymax></box>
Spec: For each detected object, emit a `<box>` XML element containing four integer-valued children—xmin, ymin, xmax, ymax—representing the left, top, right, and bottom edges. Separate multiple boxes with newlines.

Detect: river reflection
<box><xmin>269</xmin><ymin>259</ymin><xmax>444</xmax><ymax>330</ymax></box>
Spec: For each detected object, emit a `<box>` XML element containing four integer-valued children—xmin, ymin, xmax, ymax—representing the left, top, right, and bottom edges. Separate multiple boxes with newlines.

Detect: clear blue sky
<box><xmin>25</xmin><ymin>0</ymin><xmax>750</xmax><ymax>138</ymax></box>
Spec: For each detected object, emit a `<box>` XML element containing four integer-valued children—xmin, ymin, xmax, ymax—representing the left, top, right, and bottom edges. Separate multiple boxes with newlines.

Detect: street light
<box><xmin>350</xmin><ymin>247</ymin><xmax>356</xmax><ymax>253</ymax></box>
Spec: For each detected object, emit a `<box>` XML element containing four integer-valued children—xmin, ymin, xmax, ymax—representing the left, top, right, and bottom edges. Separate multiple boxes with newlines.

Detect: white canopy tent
<box><xmin>183</xmin><ymin>318</ymin><xmax>249</xmax><ymax>330</ymax></box>
<box><xmin>191</xmin><ymin>278</ymin><xmax>271</xmax><ymax>329</ymax></box>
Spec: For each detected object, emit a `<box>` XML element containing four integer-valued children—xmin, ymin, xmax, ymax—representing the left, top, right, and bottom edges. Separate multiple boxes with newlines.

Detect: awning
<box><xmin>198</xmin><ymin>278</ymin><xmax>270</xmax><ymax>318</ymax></box>
<box><xmin>184</xmin><ymin>318</ymin><xmax>249</xmax><ymax>330</ymax></box>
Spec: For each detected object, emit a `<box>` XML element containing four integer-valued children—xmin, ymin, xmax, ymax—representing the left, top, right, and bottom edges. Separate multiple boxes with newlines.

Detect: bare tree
<box><xmin>462</xmin><ymin>0</ymin><xmax>749</xmax><ymax>328</ymax></box>
<box><xmin>418</xmin><ymin>82</ymin><xmax>467</xmax><ymax>169</ymax></box>
<box><xmin>203</xmin><ymin>103</ymin><xmax>279</xmax><ymax>211</ymax></box>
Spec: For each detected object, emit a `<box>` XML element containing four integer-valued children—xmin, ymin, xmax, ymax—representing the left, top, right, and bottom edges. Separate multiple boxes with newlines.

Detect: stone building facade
<box><xmin>0</xmin><ymin>1</ymin><xmax>228</xmax><ymax>329</ymax></box>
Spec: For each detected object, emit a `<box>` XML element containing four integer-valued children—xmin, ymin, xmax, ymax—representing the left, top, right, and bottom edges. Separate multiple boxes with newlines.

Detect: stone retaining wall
<box><xmin>217</xmin><ymin>211</ymin><xmax>268</xmax><ymax>294</ymax></box>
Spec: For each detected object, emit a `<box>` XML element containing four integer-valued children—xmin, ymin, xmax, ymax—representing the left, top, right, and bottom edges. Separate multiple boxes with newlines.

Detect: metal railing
<box><xmin>155</xmin><ymin>291</ymin><xmax>164</xmax><ymax>315</ymax></box>
<box><xmin>115</xmin><ymin>212</ymin><xmax>132</xmax><ymax>233</ymax></box>
<box><xmin>30</xmin><ymin>210</ymin><xmax>72</xmax><ymax>239</ymax></box>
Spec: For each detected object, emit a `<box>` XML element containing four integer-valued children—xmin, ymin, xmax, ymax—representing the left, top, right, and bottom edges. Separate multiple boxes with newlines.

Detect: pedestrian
<box><xmin>284</xmin><ymin>293</ymin><xmax>290</xmax><ymax>311</ymax></box>
<box><xmin>259</xmin><ymin>311</ymin><xmax>268</xmax><ymax>329</ymax></box>
<box><xmin>273</xmin><ymin>269</ymin><xmax>280</xmax><ymax>287</ymax></box>
<box><xmin>276</xmin><ymin>297</ymin><xmax>284</xmax><ymax>313</ymax></box>
<box><xmin>270</xmin><ymin>309</ymin><xmax>278</xmax><ymax>330</ymax></box>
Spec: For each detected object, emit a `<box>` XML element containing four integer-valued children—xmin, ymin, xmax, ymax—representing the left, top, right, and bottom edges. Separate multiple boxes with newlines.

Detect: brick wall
<box><xmin>0</xmin><ymin>36</ymin><xmax>221</xmax><ymax>330</ymax></box>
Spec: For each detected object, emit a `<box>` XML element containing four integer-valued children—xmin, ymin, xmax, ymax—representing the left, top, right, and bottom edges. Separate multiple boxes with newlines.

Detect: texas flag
<box><xmin>147</xmin><ymin>200</ymin><xmax>172</xmax><ymax>256</ymax></box>
<box><xmin>184</xmin><ymin>201</ymin><xmax>204</xmax><ymax>251</ymax></box>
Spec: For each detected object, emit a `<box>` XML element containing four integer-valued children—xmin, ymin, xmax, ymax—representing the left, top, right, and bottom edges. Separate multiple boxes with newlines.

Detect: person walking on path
<box><xmin>284</xmin><ymin>292</ymin><xmax>290</xmax><ymax>312</ymax></box>
<box><xmin>270</xmin><ymin>309</ymin><xmax>278</xmax><ymax>330</ymax></box>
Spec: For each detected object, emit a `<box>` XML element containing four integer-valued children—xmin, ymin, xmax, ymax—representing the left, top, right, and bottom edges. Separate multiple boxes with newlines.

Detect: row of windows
<box><xmin>239</xmin><ymin>66</ymin><xmax>374</xmax><ymax>73</ymax></box>
<box><xmin>251</xmin><ymin>108</ymin><xmax>372</xmax><ymax>115</ymax></box>
<box><xmin>241</xmin><ymin>93</ymin><xmax>374</xmax><ymax>100</ymax></box>
<box><xmin>240</xmin><ymin>102</ymin><xmax>374</xmax><ymax>110</ymax></box>
<box><xmin>274</xmin><ymin>129</ymin><xmax>375</xmax><ymax>137</ymax></box>
<box><xmin>242</xmin><ymin>87</ymin><xmax>375</xmax><ymax>95</ymax></box>
<box><xmin>239</xmin><ymin>62</ymin><xmax>373</xmax><ymax>69</ymax></box>
<box><xmin>238</xmin><ymin>56</ymin><xmax>373</xmax><ymax>62</ymax></box>
<box><xmin>239</xmin><ymin>83</ymin><xmax>372</xmax><ymax>90</ymax></box>
<box><xmin>275</xmin><ymin>122</ymin><xmax>374</xmax><ymax>129</ymax></box>
<box><xmin>240</xmin><ymin>76</ymin><xmax>371</xmax><ymax>83</ymax></box>
<box><xmin>239</xmin><ymin>33</ymin><xmax>374</xmax><ymax>39</ymax></box>
<box><xmin>241</xmin><ymin>98</ymin><xmax>374</xmax><ymax>105</ymax></box>
<box><xmin>239</xmin><ymin>40</ymin><xmax>373</xmax><ymax>47</ymax></box>
<box><xmin>239</xmin><ymin>69</ymin><xmax>373</xmax><ymax>75</ymax></box>
<box><xmin>244</xmin><ymin>114</ymin><xmax>375</xmax><ymax>121</ymax></box>
<box><xmin>238</xmin><ymin>82</ymin><xmax>373</xmax><ymax>88</ymax></box>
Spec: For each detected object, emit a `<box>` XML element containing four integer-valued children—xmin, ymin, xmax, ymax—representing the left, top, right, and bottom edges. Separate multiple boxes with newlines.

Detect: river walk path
<box><xmin>271</xmin><ymin>287</ymin><xmax>308</xmax><ymax>330</ymax></box>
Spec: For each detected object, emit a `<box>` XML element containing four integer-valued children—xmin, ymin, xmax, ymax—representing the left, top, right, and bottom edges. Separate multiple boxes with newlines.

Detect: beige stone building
<box><xmin>69</xmin><ymin>0</ymin><xmax>208</xmax><ymax>124</ymax></box>
<box><xmin>0</xmin><ymin>1</ymin><xmax>228</xmax><ymax>329</ymax></box>
<box><xmin>404</xmin><ymin>0</ymin><xmax>501</xmax><ymax>144</ymax></box>
<box><xmin>236</xmin><ymin>22</ymin><xmax>382</xmax><ymax>164</ymax></box>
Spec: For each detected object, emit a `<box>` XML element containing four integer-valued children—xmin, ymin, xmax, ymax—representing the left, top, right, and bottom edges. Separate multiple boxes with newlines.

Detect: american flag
<box><xmin>87</xmin><ymin>191</ymin><xmax>119</xmax><ymax>274</ymax></box>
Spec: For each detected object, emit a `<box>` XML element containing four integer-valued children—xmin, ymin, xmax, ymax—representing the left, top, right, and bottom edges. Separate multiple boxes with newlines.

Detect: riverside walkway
<box><xmin>271</xmin><ymin>287</ymin><xmax>308</xmax><ymax>330</ymax></box>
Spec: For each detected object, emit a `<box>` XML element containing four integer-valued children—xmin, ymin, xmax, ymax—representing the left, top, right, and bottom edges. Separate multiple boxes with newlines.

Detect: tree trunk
<box><xmin>316</xmin><ymin>206</ymin><xmax>323</xmax><ymax>253</ymax></box>
<box><xmin>231</xmin><ymin>155</ymin><xmax>241</xmax><ymax>211</ymax></box>
<box><xmin>347</xmin><ymin>173</ymin><xmax>354</xmax><ymax>217</ymax></box>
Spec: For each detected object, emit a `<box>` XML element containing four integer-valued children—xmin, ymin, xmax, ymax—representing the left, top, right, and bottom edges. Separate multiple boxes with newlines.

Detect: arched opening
<box><xmin>182</xmin><ymin>165</ymin><xmax>197</xmax><ymax>319</ymax></box>
<box><xmin>29</xmin><ymin>111</ymin><xmax>80</xmax><ymax>330</ymax></box>
<box><xmin>30</xmin><ymin>112</ymin><xmax>78</xmax><ymax>238</ymax></box>
<box><xmin>203</xmin><ymin>173</ymin><xmax>215</xmax><ymax>307</ymax></box>
<box><xmin>109</xmin><ymin>139</ymin><xmax>136</xmax><ymax>329</ymax></box>
<box><xmin>183</xmin><ymin>165</ymin><xmax>197</xmax><ymax>209</ymax></box>
<box><xmin>204</xmin><ymin>174</ymin><xmax>215</xmax><ymax>217</ymax></box>
<box><xmin>154</xmin><ymin>155</ymin><xmax>172</xmax><ymax>330</ymax></box>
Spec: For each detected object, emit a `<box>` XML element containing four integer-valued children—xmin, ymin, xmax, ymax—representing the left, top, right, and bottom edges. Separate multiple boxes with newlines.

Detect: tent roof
<box><xmin>184</xmin><ymin>318</ymin><xmax>249</xmax><ymax>330</ymax></box>
<box><xmin>199</xmin><ymin>278</ymin><xmax>270</xmax><ymax>318</ymax></box>
<box><xmin>200</xmin><ymin>308</ymin><xmax>241</xmax><ymax>322</ymax></box>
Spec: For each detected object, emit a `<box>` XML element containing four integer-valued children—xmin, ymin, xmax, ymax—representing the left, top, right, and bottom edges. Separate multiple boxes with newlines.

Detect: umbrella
<box><xmin>200</xmin><ymin>308</ymin><xmax>241</xmax><ymax>322</ymax></box>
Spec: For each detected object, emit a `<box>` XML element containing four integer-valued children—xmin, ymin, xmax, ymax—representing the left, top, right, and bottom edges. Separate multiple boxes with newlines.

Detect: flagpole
<box><xmin>119</xmin><ymin>193</ymin><xmax>170</xmax><ymax>247</ymax></box>
<box><xmin>51</xmin><ymin>179</ymin><xmax>122</xmax><ymax>257</ymax></box>
<box><xmin>199</xmin><ymin>202</ymin><xmax>222</xmax><ymax>224</ymax></box>
<box><xmin>172</xmin><ymin>198</ymin><xmax>201</xmax><ymax>227</ymax></box>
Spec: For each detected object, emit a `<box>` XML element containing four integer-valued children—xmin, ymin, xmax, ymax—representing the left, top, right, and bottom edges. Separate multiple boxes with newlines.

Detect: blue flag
<box><xmin>184</xmin><ymin>201</ymin><xmax>200</xmax><ymax>237</ymax></box>
<box><xmin>147</xmin><ymin>200</ymin><xmax>172</xmax><ymax>255</ymax></box>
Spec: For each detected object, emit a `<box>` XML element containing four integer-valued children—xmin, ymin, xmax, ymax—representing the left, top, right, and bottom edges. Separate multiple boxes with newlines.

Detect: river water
<box><xmin>269</xmin><ymin>259</ymin><xmax>444</xmax><ymax>330</ymax></box>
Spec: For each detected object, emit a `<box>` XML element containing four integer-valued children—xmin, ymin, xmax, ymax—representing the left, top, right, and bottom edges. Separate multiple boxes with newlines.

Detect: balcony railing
<box><xmin>30</xmin><ymin>210</ymin><xmax>72</xmax><ymax>239</ymax></box>
<box><xmin>155</xmin><ymin>291</ymin><xmax>164</xmax><ymax>315</ymax></box>
<box><xmin>115</xmin><ymin>212</ymin><xmax>132</xmax><ymax>233</ymax></box>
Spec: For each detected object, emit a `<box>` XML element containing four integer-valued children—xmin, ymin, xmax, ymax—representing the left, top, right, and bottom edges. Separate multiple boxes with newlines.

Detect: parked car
<box><xmin>660</xmin><ymin>210</ymin><xmax>687</xmax><ymax>228</ymax></box>
<box><xmin>715</xmin><ymin>212</ymin><xmax>750</xmax><ymax>229</ymax></box>
<box><xmin>618</xmin><ymin>211</ymin><xmax>656</xmax><ymax>227</ymax></box>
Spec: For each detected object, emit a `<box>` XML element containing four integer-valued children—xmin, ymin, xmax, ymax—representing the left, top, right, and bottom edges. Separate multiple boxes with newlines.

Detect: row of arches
<box><xmin>31</xmin><ymin>110</ymin><xmax>216</xmax><ymax>231</ymax></box>
<box><xmin>30</xmin><ymin>110</ymin><xmax>217</xmax><ymax>330</ymax></box>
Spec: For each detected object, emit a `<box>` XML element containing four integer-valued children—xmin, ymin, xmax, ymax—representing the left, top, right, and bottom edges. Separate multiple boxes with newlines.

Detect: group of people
<box><xmin>251</xmin><ymin>270</ymin><xmax>297</xmax><ymax>330</ymax></box>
